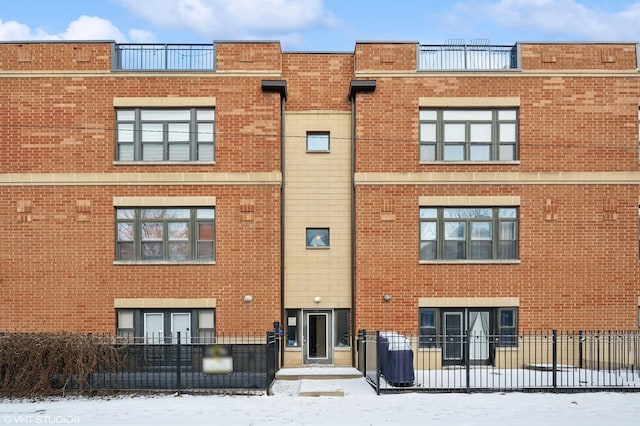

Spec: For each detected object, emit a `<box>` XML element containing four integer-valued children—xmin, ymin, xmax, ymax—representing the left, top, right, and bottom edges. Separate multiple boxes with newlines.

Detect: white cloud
<box><xmin>60</xmin><ymin>16</ymin><xmax>127</xmax><ymax>41</ymax></box>
<box><xmin>0</xmin><ymin>18</ymin><xmax>58</xmax><ymax>40</ymax></box>
<box><xmin>453</xmin><ymin>0</ymin><xmax>640</xmax><ymax>41</ymax></box>
<box><xmin>117</xmin><ymin>0</ymin><xmax>335</xmax><ymax>42</ymax></box>
<box><xmin>129</xmin><ymin>28</ymin><xmax>157</xmax><ymax>43</ymax></box>
<box><xmin>0</xmin><ymin>15</ymin><xmax>156</xmax><ymax>43</ymax></box>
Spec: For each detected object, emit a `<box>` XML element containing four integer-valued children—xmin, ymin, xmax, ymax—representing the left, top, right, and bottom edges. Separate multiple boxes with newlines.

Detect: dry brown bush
<box><xmin>0</xmin><ymin>332</ymin><xmax>122</xmax><ymax>397</ymax></box>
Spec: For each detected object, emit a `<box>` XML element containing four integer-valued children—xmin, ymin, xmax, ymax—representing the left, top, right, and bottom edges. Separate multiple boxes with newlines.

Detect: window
<box><xmin>116</xmin><ymin>108</ymin><xmax>214</xmax><ymax>162</ymax></box>
<box><xmin>116</xmin><ymin>308</ymin><xmax>215</xmax><ymax>344</ymax></box>
<box><xmin>420</xmin><ymin>207</ymin><xmax>518</xmax><ymax>261</ymax></box>
<box><xmin>116</xmin><ymin>207</ymin><xmax>215</xmax><ymax>262</ymax></box>
<box><xmin>334</xmin><ymin>309</ymin><xmax>350</xmax><ymax>347</ymax></box>
<box><xmin>306</xmin><ymin>228</ymin><xmax>329</xmax><ymax>248</ymax></box>
<box><xmin>419</xmin><ymin>308</ymin><xmax>438</xmax><ymax>348</ymax></box>
<box><xmin>498</xmin><ymin>308</ymin><xmax>517</xmax><ymax>347</ymax></box>
<box><xmin>286</xmin><ymin>310</ymin><xmax>299</xmax><ymax>347</ymax></box>
<box><xmin>419</xmin><ymin>109</ymin><xmax>517</xmax><ymax>161</ymax></box>
<box><xmin>307</xmin><ymin>132</ymin><xmax>330</xmax><ymax>152</ymax></box>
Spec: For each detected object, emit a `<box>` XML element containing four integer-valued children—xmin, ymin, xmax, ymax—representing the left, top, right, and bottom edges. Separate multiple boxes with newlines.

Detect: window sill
<box><xmin>419</xmin><ymin>259</ymin><xmax>521</xmax><ymax>265</ymax></box>
<box><xmin>420</xmin><ymin>161</ymin><xmax>520</xmax><ymax>165</ymax></box>
<box><xmin>285</xmin><ymin>346</ymin><xmax>302</xmax><ymax>352</ymax></box>
<box><xmin>418</xmin><ymin>347</ymin><xmax>442</xmax><ymax>352</ymax></box>
<box><xmin>113</xmin><ymin>161</ymin><xmax>216</xmax><ymax>166</ymax></box>
<box><xmin>113</xmin><ymin>260</ymin><xmax>216</xmax><ymax>266</ymax></box>
<box><xmin>306</xmin><ymin>246</ymin><xmax>330</xmax><ymax>250</ymax></box>
<box><xmin>335</xmin><ymin>346</ymin><xmax>351</xmax><ymax>351</ymax></box>
<box><xmin>497</xmin><ymin>346</ymin><xmax>519</xmax><ymax>351</ymax></box>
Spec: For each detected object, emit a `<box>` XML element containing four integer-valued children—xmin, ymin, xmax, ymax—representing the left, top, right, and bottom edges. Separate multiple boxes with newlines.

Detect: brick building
<box><xmin>1</xmin><ymin>40</ymin><xmax>639</xmax><ymax>368</ymax></box>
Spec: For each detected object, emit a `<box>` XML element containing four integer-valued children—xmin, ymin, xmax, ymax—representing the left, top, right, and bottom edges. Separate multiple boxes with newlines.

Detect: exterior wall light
<box><xmin>244</xmin><ymin>295</ymin><xmax>253</xmax><ymax>303</ymax></box>
<box><xmin>383</xmin><ymin>294</ymin><xmax>392</xmax><ymax>302</ymax></box>
<box><xmin>314</xmin><ymin>296</ymin><xmax>322</xmax><ymax>303</ymax></box>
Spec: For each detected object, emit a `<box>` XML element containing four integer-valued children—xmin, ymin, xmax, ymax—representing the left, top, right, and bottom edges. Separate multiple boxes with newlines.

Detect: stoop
<box><xmin>274</xmin><ymin>367</ymin><xmax>363</xmax><ymax>397</ymax></box>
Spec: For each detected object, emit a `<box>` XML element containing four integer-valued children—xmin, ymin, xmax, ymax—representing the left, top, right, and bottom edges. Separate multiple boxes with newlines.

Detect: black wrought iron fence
<box><xmin>357</xmin><ymin>330</ymin><xmax>640</xmax><ymax>394</ymax></box>
<box><xmin>86</xmin><ymin>331</ymin><xmax>279</xmax><ymax>394</ymax></box>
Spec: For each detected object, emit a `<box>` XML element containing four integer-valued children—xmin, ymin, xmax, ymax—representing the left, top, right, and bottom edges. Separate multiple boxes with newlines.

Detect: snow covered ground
<box><xmin>1</xmin><ymin>377</ymin><xmax>640</xmax><ymax>425</ymax></box>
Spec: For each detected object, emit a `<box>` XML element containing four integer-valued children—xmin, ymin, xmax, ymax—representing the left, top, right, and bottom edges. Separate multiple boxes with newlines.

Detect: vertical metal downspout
<box><xmin>279</xmin><ymin>95</ymin><xmax>286</xmax><ymax>368</ymax></box>
<box><xmin>350</xmin><ymin>96</ymin><xmax>357</xmax><ymax>367</ymax></box>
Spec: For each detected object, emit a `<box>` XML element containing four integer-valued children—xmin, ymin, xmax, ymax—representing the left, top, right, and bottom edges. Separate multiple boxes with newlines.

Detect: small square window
<box><xmin>306</xmin><ymin>228</ymin><xmax>329</xmax><ymax>248</ymax></box>
<box><xmin>307</xmin><ymin>132</ymin><xmax>329</xmax><ymax>152</ymax></box>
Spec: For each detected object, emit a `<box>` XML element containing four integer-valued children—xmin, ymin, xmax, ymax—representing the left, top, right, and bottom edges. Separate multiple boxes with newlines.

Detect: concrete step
<box><xmin>275</xmin><ymin>366</ymin><xmax>362</xmax><ymax>381</ymax></box>
<box><xmin>297</xmin><ymin>379</ymin><xmax>344</xmax><ymax>397</ymax></box>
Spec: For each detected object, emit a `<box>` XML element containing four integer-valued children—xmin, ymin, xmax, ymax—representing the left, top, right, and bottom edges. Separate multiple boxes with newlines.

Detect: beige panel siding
<box><xmin>284</xmin><ymin>112</ymin><xmax>352</xmax><ymax>308</ymax></box>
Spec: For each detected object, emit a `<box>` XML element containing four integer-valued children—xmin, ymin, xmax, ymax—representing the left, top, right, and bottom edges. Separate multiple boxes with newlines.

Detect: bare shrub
<box><xmin>0</xmin><ymin>332</ymin><xmax>122</xmax><ymax>397</ymax></box>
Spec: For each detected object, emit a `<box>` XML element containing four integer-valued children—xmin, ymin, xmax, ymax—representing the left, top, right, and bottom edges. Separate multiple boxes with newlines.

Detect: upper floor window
<box><xmin>419</xmin><ymin>109</ymin><xmax>517</xmax><ymax>162</ymax></box>
<box><xmin>307</xmin><ymin>132</ymin><xmax>330</xmax><ymax>152</ymax></box>
<box><xmin>306</xmin><ymin>228</ymin><xmax>330</xmax><ymax>248</ymax></box>
<box><xmin>116</xmin><ymin>108</ymin><xmax>214</xmax><ymax>162</ymax></box>
<box><xmin>420</xmin><ymin>207</ymin><xmax>518</xmax><ymax>261</ymax></box>
<box><xmin>116</xmin><ymin>207</ymin><xmax>215</xmax><ymax>262</ymax></box>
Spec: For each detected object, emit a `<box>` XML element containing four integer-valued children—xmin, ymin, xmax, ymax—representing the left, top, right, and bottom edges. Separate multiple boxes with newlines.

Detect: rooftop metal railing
<box><xmin>419</xmin><ymin>40</ymin><xmax>518</xmax><ymax>71</ymax></box>
<box><xmin>114</xmin><ymin>43</ymin><xmax>215</xmax><ymax>71</ymax></box>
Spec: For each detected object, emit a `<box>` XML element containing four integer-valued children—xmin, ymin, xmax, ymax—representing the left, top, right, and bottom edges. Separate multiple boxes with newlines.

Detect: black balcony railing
<box><xmin>114</xmin><ymin>44</ymin><xmax>215</xmax><ymax>71</ymax></box>
<box><xmin>357</xmin><ymin>330</ymin><xmax>640</xmax><ymax>394</ymax></box>
<box><xmin>419</xmin><ymin>40</ymin><xmax>518</xmax><ymax>70</ymax></box>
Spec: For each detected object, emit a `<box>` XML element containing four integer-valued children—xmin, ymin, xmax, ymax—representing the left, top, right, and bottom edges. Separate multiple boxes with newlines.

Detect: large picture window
<box><xmin>420</xmin><ymin>207</ymin><xmax>518</xmax><ymax>261</ymax></box>
<box><xmin>116</xmin><ymin>207</ymin><xmax>215</xmax><ymax>262</ymax></box>
<box><xmin>116</xmin><ymin>108</ymin><xmax>214</xmax><ymax>162</ymax></box>
<box><xmin>419</xmin><ymin>108</ymin><xmax>517</xmax><ymax>162</ymax></box>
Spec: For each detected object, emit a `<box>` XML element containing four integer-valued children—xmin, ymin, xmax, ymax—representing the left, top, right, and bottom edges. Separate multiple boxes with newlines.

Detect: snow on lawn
<box><xmin>1</xmin><ymin>378</ymin><xmax>640</xmax><ymax>425</ymax></box>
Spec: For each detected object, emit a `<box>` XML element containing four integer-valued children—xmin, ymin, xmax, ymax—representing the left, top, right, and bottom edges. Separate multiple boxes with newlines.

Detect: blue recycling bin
<box><xmin>377</xmin><ymin>332</ymin><xmax>414</xmax><ymax>387</ymax></box>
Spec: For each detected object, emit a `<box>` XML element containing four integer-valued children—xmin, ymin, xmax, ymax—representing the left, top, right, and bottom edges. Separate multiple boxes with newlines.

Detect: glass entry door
<box><xmin>443</xmin><ymin>312</ymin><xmax>463</xmax><ymax>361</ymax></box>
<box><xmin>468</xmin><ymin>311</ymin><xmax>490</xmax><ymax>362</ymax></box>
<box><xmin>303</xmin><ymin>310</ymin><xmax>333</xmax><ymax>364</ymax></box>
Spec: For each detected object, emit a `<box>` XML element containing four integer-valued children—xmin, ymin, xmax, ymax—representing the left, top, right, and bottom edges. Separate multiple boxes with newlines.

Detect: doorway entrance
<box><xmin>303</xmin><ymin>310</ymin><xmax>333</xmax><ymax>365</ymax></box>
<box><xmin>442</xmin><ymin>309</ymin><xmax>492</xmax><ymax>365</ymax></box>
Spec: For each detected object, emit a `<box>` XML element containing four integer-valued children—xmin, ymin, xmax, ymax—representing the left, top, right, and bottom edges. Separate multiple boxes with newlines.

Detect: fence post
<box><xmin>552</xmin><ymin>330</ymin><xmax>557</xmax><ymax>391</ymax></box>
<box><xmin>465</xmin><ymin>329</ymin><xmax>471</xmax><ymax>393</ymax></box>
<box><xmin>578</xmin><ymin>330</ymin><xmax>583</xmax><ymax>369</ymax></box>
<box><xmin>176</xmin><ymin>331</ymin><xmax>182</xmax><ymax>395</ymax></box>
<box><xmin>376</xmin><ymin>331</ymin><xmax>381</xmax><ymax>396</ymax></box>
<box><xmin>361</xmin><ymin>329</ymin><xmax>367</xmax><ymax>376</ymax></box>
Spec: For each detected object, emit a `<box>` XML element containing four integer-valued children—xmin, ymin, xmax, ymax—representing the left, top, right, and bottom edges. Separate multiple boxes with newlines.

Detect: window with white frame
<box><xmin>116</xmin><ymin>308</ymin><xmax>215</xmax><ymax>344</ymax></box>
<box><xmin>419</xmin><ymin>109</ymin><xmax>517</xmax><ymax>161</ymax></box>
<box><xmin>420</xmin><ymin>207</ymin><xmax>518</xmax><ymax>260</ymax></box>
<box><xmin>116</xmin><ymin>207</ymin><xmax>215</xmax><ymax>262</ymax></box>
<box><xmin>116</xmin><ymin>108</ymin><xmax>214</xmax><ymax>162</ymax></box>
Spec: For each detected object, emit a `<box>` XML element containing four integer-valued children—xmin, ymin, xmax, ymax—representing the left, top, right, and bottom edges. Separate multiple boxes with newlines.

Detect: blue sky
<box><xmin>1</xmin><ymin>0</ymin><xmax>640</xmax><ymax>51</ymax></box>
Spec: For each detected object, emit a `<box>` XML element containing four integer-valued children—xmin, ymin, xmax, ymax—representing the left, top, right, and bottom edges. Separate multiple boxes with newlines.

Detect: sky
<box><xmin>1</xmin><ymin>378</ymin><xmax>640</xmax><ymax>425</ymax></box>
<box><xmin>0</xmin><ymin>0</ymin><xmax>640</xmax><ymax>51</ymax></box>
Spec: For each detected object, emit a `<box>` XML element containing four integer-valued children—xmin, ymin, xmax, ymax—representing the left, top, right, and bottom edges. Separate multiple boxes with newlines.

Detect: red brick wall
<box><xmin>282</xmin><ymin>53</ymin><xmax>353</xmax><ymax>111</ymax></box>
<box><xmin>354</xmin><ymin>42</ymin><xmax>417</xmax><ymax>72</ymax></box>
<box><xmin>0</xmin><ymin>75</ymin><xmax>281</xmax><ymax>173</ymax></box>
<box><xmin>0</xmin><ymin>184</ymin><xmax>281</xmax><ymax>334</ymax></box>
<box><xmin>353</xmin><ymin>74</ymin><xmax>640</xmax><ymax>173</ymax></box>
<box><xmin>354</xmin><ymin>184</ymin><xmax>640</xmax><ymax>333</ymax></box>
<box><xmin>0</xmin><ymin>42</ymin><xmax>112</xmax><ymax>71</ymax></box>
<box><xmin>519</xmin><ymin>43</ymin><xmax>638</xmax><ymax>71</ymax></box>
<box><xmin>215</xmin><ymin>42</ymin><xmax>281</xmax><ymax>71</ymax></box>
